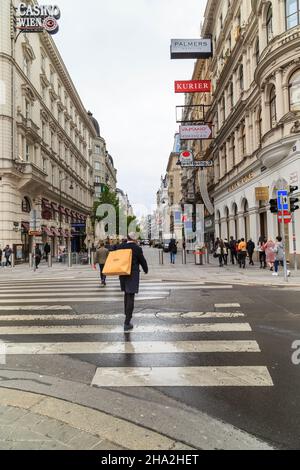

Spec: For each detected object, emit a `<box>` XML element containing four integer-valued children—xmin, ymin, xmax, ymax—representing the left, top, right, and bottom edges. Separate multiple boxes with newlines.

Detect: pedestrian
<box><xmin>118</xmin><ymin>232</ymin><xmax>148</xmax><ymax>331</ymax></box>
<box><xmin>3</xmin><ymin>245</ymin><xmax>12</xmax><ymax>267</ymax></box>
<box><xmin>229</xmin><ymin>236</ymin><xmax>237</xmax><ymax>265</ymax></box>
<box><xmin>238</xmin><ymin>238</ymin><xmax>247</xmax><ymax>268</ymax></box>
<box><xmin>257</xmin><ymin>237</ymin><xmax>267</xmax><ymax>269</ymax></box>
<box><xmin>0</xmin><ymin>247</ymin><xmax>2</xmax><ymax>268</ymax></box>
<box><xmin>247</xmin><ymin>239</ymin><xmax>255</xmax><ymax>266</ymax></box>
<box><xmin>215</xmin><ymin>239</ymin><xmax>225</xmax><ymax>267</ymax></box>
<box><xmin>35</xmin><ymin>246</ymin><xmax>42</xmax><ymax>269</ymax></box>
<box><xmin>44</xmin><ymin>242</ymin><xmax>51</xmax><ymax>261</ymax></box>
<box><xmin>94</xmin><ymin>242</ymin><xmax>109</xmax><ymax>286</ymax></box>
<box><xmin>223</xmin><ymin>238</ymin><xmax>229</xmax><ymax>265</ymax></box>
<box><xmin>272</xmin><ymin>236</ymin><xmax>284</xmax><ymax>277</ymax></box>
<box><xmin>168</xmin><ymin>239</ymin><xmax>177</xmax><ymax>264</ymax></box>
<box><xmin>264</xmin><ymin>238</ymin><xmax>276</xmax><ymax>271</ymax></box>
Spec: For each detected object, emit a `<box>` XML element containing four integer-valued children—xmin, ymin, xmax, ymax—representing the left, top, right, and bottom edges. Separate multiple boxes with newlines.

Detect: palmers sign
<box><xmin>171</xmin><ymin>39</ymin><xmax>212</xmax><ymax>59</ymax></box>
<box><xmin>175</xmin><ymin>80</ymin><xmax>211</xmax><ymax>93</ymax></box>
<box><xmin>16</xmin><ymin>3</ymin><xmax>61</xmax><ymax>34</ymax></box>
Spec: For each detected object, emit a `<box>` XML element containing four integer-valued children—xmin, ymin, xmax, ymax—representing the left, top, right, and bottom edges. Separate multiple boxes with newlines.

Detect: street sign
<box><xmin>255</xmin><ymin>187</ymin><xmax>269</xmax><ymax>201</ymax></box>
<box><xmin>180</xmin><ymin>161</ymin><xmax>213</xmax><ymax>168</ymax></box>
<box><xmin>179</xmin><ymin>124</ymin><xmax>212</xmax><ymax>140</ymax></box>
<box><xmin>277</xmin><ymin>190</ymin><xmax>289</xmax><ymax>210</ymax></box>
<box><xmin>278</xmin><ymin>210</ymin><xmax>291</xmax><ymax>224</ymax></box>
<box><xmin>175</xmin><ymin>80</ymin><xmax>211</xmax><ymax>93</ymax></box>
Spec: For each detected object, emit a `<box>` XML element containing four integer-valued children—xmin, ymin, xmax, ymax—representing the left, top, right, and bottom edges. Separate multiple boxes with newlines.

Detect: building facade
<box><xmin>193</xmin><ymin>0</ymin><xmax>300</xmax><ymax>263</ymax></box>
<box><xmin>0</xmin><ymin>0</ymin><xmax>97</xmax><ymax>260</ymax></box>
<box><xmin>88</xmin><ymin>112</ymin><xmax>117</xmax><ymax>200</ymax></box>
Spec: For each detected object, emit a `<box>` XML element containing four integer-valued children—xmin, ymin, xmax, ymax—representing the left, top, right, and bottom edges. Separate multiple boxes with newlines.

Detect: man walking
<box><xmin>35</xmin><ymin>246</ymin><xmax>42</xmax><ymax>269</ymax></box>
<box><xmin>44</xmin><ymin>242</ymin><xmax>51</xmax><ymax>261</ymax></box>
<box><xmin>229</xmin><ymin>237</ymin><xmax>237</xmax><ymax>265</ymax></box>
<box><xmin>94</xmin><ymin>242</ymin><xmax>109</xmax><ymax>286</ymax></box>
<box><xmin>118</xmin><ymin>232</ymin><xmax>148</xmax><ymax>331</ymax></box>
<box><xmin>3</xmin><ymin>245</ymin><xmax>12</xmax><ymax>267</ymax></box>
<box><xmin>168</xmin><ymin>239</ymin><xmax>177</xmax><ymax>264</ymax></box>
<box><xmin>247</xmin><ymin>239</ymin><xmax>255</xmax><ymax>266</ymax></box>
<box><xmin>238</xmin><ymin>238</ymin><xmax>247</xmax><ymax>269</ymax></box>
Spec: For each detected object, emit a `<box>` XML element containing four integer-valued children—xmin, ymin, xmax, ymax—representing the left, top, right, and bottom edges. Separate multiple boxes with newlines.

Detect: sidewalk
<box><xmin>0</xmin><ymin>388</ymin><xmax>191</xmax><ymax>450</ymax></box>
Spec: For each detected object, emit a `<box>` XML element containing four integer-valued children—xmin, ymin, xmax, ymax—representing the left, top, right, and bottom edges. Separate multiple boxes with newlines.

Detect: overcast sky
<box><xmin>54</xmin><ymin>0</ymin><xmax>205</xmax><ymax>215</ymax></box>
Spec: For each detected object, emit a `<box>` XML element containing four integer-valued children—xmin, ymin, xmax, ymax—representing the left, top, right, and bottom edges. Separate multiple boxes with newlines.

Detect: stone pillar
<box><xmin>249</xmin><ymin>209</ymin><xmax>259</xmax><ymax>243</ymax></box>
<box><xmin>238</xmin><ymin>213</ymin><xmax>245</xmax><ymax>239</ymax></box>
<box><xmin>275</xmin><ymin>69</ymin><xmax>284</xmax><ymax>121</ymax></box>
<box><xmin>245</xmin><ymin>114</ymin><xmax>251</xmax><ymax>155</ymax></box>
<box><xmin>229</xmin><ymin>216</ymin><xmax>236</xmax><ymax>239</ymax></box>
<box><xmin>261</xmin><ymin>88</ymin><xmax>270</xmax><ymax>135</ymax></box>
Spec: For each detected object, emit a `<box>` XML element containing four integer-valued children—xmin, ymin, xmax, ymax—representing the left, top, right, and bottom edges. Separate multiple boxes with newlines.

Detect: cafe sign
<box><xmin>16</xmin><ymin>3</ymin><xmax>61</xmax><ymax>34</ymax></box>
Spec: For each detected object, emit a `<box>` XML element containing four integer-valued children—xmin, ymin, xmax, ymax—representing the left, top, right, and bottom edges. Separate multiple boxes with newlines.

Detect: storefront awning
<box><xmin>42</xmin><ymin>226</ymin><xmax>54</xmax><ymax>237</ymax></box>
<box><xmin>22</xmin><ymin>222</ymin><xmax>30</xmax><ymax>231</ymax></box>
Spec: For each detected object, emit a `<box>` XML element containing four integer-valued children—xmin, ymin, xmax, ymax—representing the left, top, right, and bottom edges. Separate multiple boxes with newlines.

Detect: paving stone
<box><xmin>4</xmin><ymin>441</ymin><xmax>46</xmax><ymax>450</ymax></box>
<box><xmin>91</xmin><ymin>440</ymin><xmax>126</xmax><ymax>450</ymax></box>
<box><xmin>67</xmin><ymin>431</ymin><xmax>102</xmax><ymax>450</ymax></box>
<box><xmin>38</xmin><ymin>441</ymin><xmax>71</xmax><ymax>450</ymax></box>
<box><xmin>32</xmin><ymin>418</ymin><xmax>80</xmax><ymax>442</ymax></box>
<box><xmin>0</xmin><ymin>407</ymin><xmax>29</xmax><ymax>425</ymax></box>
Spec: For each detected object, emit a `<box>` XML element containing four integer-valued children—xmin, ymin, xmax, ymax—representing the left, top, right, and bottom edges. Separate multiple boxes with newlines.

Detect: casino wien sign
<box><xmin>16</xmin><ymin>3</ymin><xmax>61</xmax><ymax>34</ymax></box>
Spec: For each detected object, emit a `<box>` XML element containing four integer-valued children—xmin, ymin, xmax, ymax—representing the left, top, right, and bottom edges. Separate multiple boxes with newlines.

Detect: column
<box><xmin>274</xmin><ymin>0</ymin><xmax>284</xmax><ymax>36</ymax></box>
<box><xmin>249</xmin><ymin>209</ymin><xmax>259</xmax><ymax>243</ymax></box>
<box><xmin>229</xmin><ymin>216</ymin><xmax>236</xmax><ymax>238</ymax></box>
<box><xmin>261</xmin><ymin>88</ymin><xmax>269</xmax><ymax>135</ymax></box>
<box><xmin>238</xmin><ymin>213</ymin><xmax>245</xmax><ymax>239</ymax></box>
<box><xmin>243</xmin><ymin>52</ymin><xmax>248</xmax><ymax>91</ymax></box>
<box><xmin>245</xmin><ymin>114</ymin><xmax>252</xmax><ymax>155</ymax></box>
<box><xmin>232</xmin><ymin>70</ymin><xmax>238</xmax><ymax>105</ymax></box>
<box><xmin>235</xmin><ymin>128</ymin><xmax>240</xmax><ymax>164</ymax></box>
<box><xmin>275</xmin><ymin>69</ymin><xmax>284</xmax><ymax>121</ymax></box>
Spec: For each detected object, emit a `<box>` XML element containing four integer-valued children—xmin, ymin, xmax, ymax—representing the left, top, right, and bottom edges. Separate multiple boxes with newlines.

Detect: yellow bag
<box><xmin>102</xmin><ymin>249</ymin><xmax>132</xmax><ymax>276</ymax></box>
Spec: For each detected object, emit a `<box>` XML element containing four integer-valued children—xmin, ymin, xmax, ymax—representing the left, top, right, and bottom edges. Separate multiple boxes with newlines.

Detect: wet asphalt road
<box><xmin>0</xmin><ymin>283</ymin><xmax>300</xmax><ymax>449</ymax></box>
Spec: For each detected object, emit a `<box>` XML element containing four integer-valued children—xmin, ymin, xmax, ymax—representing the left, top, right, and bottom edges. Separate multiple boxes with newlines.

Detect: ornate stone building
<box><xmin>191</xmin><ymin>0</ymin><xmax>300</xmax><ymax>263</ymax></box>
<box><xmin>0</xmin><ymin>0</ymin><xmax>97</xmax><ymax>260</ymax></box>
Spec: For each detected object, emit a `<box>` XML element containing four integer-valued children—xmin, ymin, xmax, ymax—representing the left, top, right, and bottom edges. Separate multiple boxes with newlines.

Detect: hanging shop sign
<box><xmin>175</xmin><ymin>80</ymin><xmax>211</xmax><ymax>93</ymax></box>
<box><xmin>255</xmin><ymin>187</ymin><xmax>269</xmax><ymax>201</ymax></box>
<box><xmin>179</xmin><ymin>150</ymin><xmax>194</xmax><ymax>165</ymax></box>
<box><xmin>171</xmin><ymin>39</ymin><xmax>213</xmax><ymax>59</ymax></box>
<box><xmin>16</xmin><ymin>3</ymin><xmax>61</xmax><ymax>34</ymax></box>
<box><xmin>179</xmin><ymin>124</ymin><xmax>212</xmax><ymax>140</ymax></box>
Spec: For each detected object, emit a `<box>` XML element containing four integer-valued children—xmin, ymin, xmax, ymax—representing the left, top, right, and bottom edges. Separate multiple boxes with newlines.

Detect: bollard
<box><xmin>11</xmin><ymin>254</ymin><xmax>15</xmax><ymax>268</ymax></box>
<box><xmin>159</xmin><ymin>249</ymin><xmax>164</xmax><ymax>265</ymax></box>
<box><xmin>182</xmin><ymin>249</ymin><xmax>187</xmax><ymax>265</ymax></box>
<box><xmin>91</xmin><ymin>251</ymin><xmax>95</xmax><ymax>265</ymax></box>
<box><xmin>29</xmin><ymin>253</ymin><xmax>33</xmax><ymax>269</ymax></box>
<box><xmin>206</xmin><ymin>248</ymin><xmax>210</xmax><ymax>264</ymax></box>
<box><xmin>68</xmin><ymin>252</ymin><xmax>72</xmax><ymax>268</ymax></box>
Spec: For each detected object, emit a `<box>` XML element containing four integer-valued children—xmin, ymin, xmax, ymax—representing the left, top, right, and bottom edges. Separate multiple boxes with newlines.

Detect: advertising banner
<box><xmin>171</xmin><ymin>39</ymin><xmax>212</xmax><ymax>59</ymax></box>
<box><xmin>175</xmin><ymin>80</ymin><xmax>211</xmax><ymax>93</ymax></box>
<box><xmin>179</xmin><ymin>124</ymin><xmax>212</xmax><ymax>140</ymax></box>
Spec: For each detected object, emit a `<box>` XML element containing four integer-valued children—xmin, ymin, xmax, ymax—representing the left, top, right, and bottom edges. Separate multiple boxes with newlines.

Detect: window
<box><xmin>258</xmin><ymin>107</ymin><xmax>263</xmax><ymax>144</ymax></box>
<box><xmin>221</xmin><ymin>96</ymin><xmax>226</xmax><ymax>122</ymax></box>
<box><xmin>239</xmin><ymin>65</ymin><xmax>244</xmax><ymax>91</ymax></box>
<box><xmin>241</xmin><ymin>122</ymin><xmax>246</xmax><ymax>155</ymax></box>
<box><xmin>286</xmin><ymin>0</ymin><xmax>300</xmax><ymax>29</ymax></box>
<box><xmin>266</xmin><ymin>5</ymin><xmax>273</xmax><ymax>43</ymax></box>
<box><xmin>25</xmin><ymin>100</ymin><xmax>30</xmax><ymax>120</ymax></box>
<box><xmin>229</xmin><ymin>81</ymin><xmax>234</xmax><ymax>108</ymax></box>
<box><xmin>289</xmin><ymin>69</ymin><xmax>300</xmax><ymax>111</ymax></box>
<box><xmin>270</xmin><ymin>86</ymin><xmax>277</xmax><ymax>128</ymax></box>
<box><xmin>41</xmin><ymin>53</ymin><xmax>46</xmax><ymax>71</ymax></box>
<box><xmin>42</xmin><ymin>158</ymin><xmax>47</xmax><ymax>173</ymax></box>
<box><xmin>23</xmin><ymin>56</ymin><xmax>30</xmax><ymax>77</ymax></box>
<box><xmin>95</xmin><ymin>145</ymin><xmax>101</xmax><ymax>154</ymax></box>
<box><xmin>25</xmin><ymin>143</ymin><xmax>30</xmax><ymax>162</ymax></box>
<box><xmin>95</xmin><ymin>161</ymin><xmax>101</xmax><ymax>171</ymax></box>
<box><xmin>22</xmin><ymin>197</ymin><xmax>31</xmax><ymax>213</ymax></box>
<box><xmin>95</xmin><ymin>176</ymin><xmax>101</xmax><ymax>184</ymax></box>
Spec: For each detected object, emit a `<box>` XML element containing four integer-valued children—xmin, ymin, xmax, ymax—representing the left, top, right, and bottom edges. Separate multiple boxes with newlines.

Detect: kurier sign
<box><xmin>171</xmin><ymin>39</ymin><xmax>212</xmax><ymax>59</ymax></box>
<box><xmin>175</xmin><ymin>80</ymin><xmax>211</xmax><ymax>93</ymax></box>
<box><xmin>16</xmin><ymin>3</ymin><xmax>61</xmax><ymax>34</ymax></box>
<box><xmin>180</xmin><ymin>124</ymin><xmax>212</xmax><ymax>140</ymax></box>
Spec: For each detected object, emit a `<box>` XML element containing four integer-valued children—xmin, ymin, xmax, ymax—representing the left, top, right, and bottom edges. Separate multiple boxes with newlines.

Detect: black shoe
<box><xmin>124</xmin><ymin>323</ymin><xmax>134</xmax><ymax>332</ymax></box>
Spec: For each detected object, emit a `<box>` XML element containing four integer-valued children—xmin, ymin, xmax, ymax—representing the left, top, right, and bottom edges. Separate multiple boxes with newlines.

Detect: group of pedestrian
<box><xmin>0</xmin><ymin>245</ymin><xmax>13</xmax><ymax>267</ymax></box>
<box><xmin>214</xmin><ymin>235</ymin><xmax>289</xmax><ymax>275</ymax></box>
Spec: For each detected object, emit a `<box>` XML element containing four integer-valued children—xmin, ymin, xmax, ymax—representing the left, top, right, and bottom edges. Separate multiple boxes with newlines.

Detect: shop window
<box><xmin>289</xmin><ymin>69</ymin><xmax>300</xmax><ymax>112</ymax></box>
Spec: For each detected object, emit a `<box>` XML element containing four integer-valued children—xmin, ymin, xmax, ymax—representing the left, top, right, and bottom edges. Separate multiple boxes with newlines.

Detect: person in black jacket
<box><xmin>117</xmin><ymin>232</ymin><xmax>148</xmax><ymax>331</ymax></box>
<box><xmin>168</xmin><ymin>239</ymin><xmax>177</xmax><ymax>264</ymax></box>
<box><xmin>247</xmin><ymin>239</ymin><xmax>255</xmax><ymax>266</ymax></box>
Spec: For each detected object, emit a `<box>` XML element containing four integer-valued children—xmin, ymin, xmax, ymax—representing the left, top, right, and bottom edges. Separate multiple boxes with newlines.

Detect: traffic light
<box><xmin>289</xmin><ymin>186</ymin><xmax>299</xmax><ymax>212</ymax></box>
<box><xmin>269</xmin><ymin>199</ymin><xmax>278</xmax><ymax>214</ymax></box>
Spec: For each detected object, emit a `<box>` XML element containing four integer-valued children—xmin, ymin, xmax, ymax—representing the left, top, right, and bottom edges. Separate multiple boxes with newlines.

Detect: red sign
<box><xmin>278</xmin><ymin>210</ymin><xmax>291</xmax><ymax>224</ymax></box>
<box><xmin>175</xmin><ymin>80</ymin><xmax>211</xmax><ymax>93</ymax></box>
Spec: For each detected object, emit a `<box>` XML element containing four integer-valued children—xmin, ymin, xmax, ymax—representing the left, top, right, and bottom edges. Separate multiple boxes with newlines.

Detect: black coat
<box><xmin>117</xmin><ymin>242</ymin><xmax>148</xmax><ymax>294</ymax></box>
<box><xmin>247</xmin><ymin>241</ymin><xmax>255</xmax><ymax>254</ymax></box>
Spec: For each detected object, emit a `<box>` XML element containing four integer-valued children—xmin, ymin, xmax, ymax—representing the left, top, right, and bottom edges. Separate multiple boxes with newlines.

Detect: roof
<box><xmin>87</xmin><ymin>111</ymin><xmax>100</xmax><ymax>137</ymax></box>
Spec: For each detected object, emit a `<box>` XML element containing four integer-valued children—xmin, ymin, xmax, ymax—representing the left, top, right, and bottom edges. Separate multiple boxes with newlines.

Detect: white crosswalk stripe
<box><xmin>0</xmin><ymin>285</ymin><xmax>273</xmax><ymax>387</ymax></box>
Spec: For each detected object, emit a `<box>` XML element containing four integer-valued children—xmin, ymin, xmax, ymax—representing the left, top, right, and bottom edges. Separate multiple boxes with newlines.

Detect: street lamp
<box><xmin>59</xmin><ymin>178</ymin><xmax>73</xmax><ymax>244</ymax></box>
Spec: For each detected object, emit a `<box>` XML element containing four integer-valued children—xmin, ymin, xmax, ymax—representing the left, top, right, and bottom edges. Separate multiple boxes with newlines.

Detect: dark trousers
<box><xmin>239</xmin><ymin>252</ymin><xmax>247</xmax><ymax>268</ymax></box>
<box><xmin>35</xmin><ymin>256</ymin><xmax>41</xmax><ymax>268</ymax></box>
<box><xmin>99</xmin><ymin>264</ymin><xmax>106</xmax><ymax>284</ymax></box>
<box><xmin>5</xmin><ymin>256</ymin><xmax>11</xmax><ymax>267</ymax></box>
<box><xmin>124</xmin><ymin>293</ymin><xmax>135</xmax><ymax>325</ymax></box>
<box><xmin>259</xmin><ymin>252</ymin><xmax>266</xmax><ymax>267</ymax></box>
<box><xmin>248</xmin><ymin>252</ymin><xmax>254</xmax><ymax>265</ymax></box>
<box><xmin>230</xmin><ymin>251</ymin><xmax>237</xmax><ymax>265</ymax></box>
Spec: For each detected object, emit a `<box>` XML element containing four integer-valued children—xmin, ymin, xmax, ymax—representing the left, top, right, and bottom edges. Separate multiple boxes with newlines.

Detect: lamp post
<box><xmin>59</xmin><ymin>178</ymin><xmax>73</xmax><ymax>244</ymax></box>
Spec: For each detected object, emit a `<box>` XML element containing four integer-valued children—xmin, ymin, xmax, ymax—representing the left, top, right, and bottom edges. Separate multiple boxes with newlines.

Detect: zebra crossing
<box><xmin>0</xmin><ymin>277</ymin><xmax>232</xmax><ymax>305</ymax></box>
<box><xmin>0</xmin><ymin>294</ymin><xmax>274</xmax><ymax>388</ymax></box>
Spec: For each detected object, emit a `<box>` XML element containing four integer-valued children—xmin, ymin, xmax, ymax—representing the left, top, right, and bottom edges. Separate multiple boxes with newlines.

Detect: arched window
<box><xmin>286</xmin><ymin>0</ymin><xmax>300</xmax><ymax>30</ymax></box>
<box><xmin>289</xmin><ymin>69</ymin><xmax>300</xmax><ymax>112</ymax></box>
<box><xmin>266</xmin><ymin>5</ymin><xmax>273</xmax><ymax>43</ymax></box>
<box><xmin>270</xmin><ymin>86</ymin><xmax>277</xmax><ymax>128</ymax></box>
<box><xmin>22</xmin><ymin>197</ymin><xmax>31</xmax><ymax>213</ymax></box>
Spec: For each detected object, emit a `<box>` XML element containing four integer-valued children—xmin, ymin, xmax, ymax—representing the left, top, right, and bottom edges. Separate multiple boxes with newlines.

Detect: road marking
<box><xmin>0</xmin><ymin>306</ymin><xmax>72</xmax><ymax>311</ymax></box>
<box><xmin>0</xmin><ymin>296</ymin><xmax>165</xmax><ymax>304</ymax></box>
<box><xmin>0</xmin><ymin>285</ymin><xmax>232</xmax><ymax>293</ymax></box>
<box><xmin>91</xmin><ymin>366</ymin><xmax>274</xmax><ymax>387</ymax></box>
<box><xmin>0</xmin><ymin>323</ymin><xmax>252</xmax><ymax>335</ymax></box>
<box><xmin>215</xmin><ymin>303</ymin><xmax>241</xmax><ymax>308</ymax></box>
<box><xmin>0</xmin><ymin>312</ymin><xmax>244</xmax><ymax>321</ymax></box>
<box><xmin>0</xmin><ymin>291</ymin><xmax>169</xmax><ymax>298</ymax></box>
<box><xmin>2</xmin><ymin>340</ymin><xmax>261</xmax><ymax>355</ymax></box>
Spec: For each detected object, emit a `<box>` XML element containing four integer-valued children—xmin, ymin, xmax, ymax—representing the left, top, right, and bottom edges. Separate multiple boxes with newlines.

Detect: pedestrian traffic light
<box><xmin>269</xmin><ymin>199</ymin><xmax>278</xmax><ymax>214</ymax></box>
<box><xmin>289</xmin><ymin>186</ymin><xmax>299</xmax><ymax>212</ymax></box>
